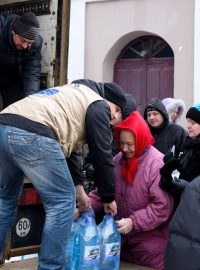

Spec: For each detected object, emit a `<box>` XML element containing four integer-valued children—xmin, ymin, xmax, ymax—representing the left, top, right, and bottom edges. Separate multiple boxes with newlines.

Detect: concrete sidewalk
<box><xmin>2</xmin><ymin>258</ymin><xmax>155</xmax><ymax>269</ymax></box>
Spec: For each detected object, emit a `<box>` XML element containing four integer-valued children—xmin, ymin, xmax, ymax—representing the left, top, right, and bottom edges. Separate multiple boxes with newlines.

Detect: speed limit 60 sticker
<box><xmin>16</xmin><ymin>218</ymin><xmax>31</xmax><ymax>237</ymax></box>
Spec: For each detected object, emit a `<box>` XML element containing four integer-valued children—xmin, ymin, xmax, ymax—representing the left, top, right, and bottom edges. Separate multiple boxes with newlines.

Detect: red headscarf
<box><xmin>114</xmin><ymin>111</ymin><xmax>155</xmax><ymax>184</ymax></box>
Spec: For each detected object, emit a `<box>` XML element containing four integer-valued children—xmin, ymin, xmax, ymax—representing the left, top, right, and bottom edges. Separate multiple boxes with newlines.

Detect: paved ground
<box><xmin>2</xmin><ymin>258</ymin><xmax>155</xmax><ymax>269</ymax></box>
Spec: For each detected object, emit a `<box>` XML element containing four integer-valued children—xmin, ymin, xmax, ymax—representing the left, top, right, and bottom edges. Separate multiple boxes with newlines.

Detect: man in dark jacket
<box><xmin>0</xmin><ymin>79</ymin><xmax>126</xmax><ymax>269</ymax></box>
<box><xmin>82</xmin><ymin>93</ymin><xmax>137</xmax><ymax>195</ymax></box>
<box><xmin>0</xmin><ymin>12</ymin><xmax>42</xmax><ymax>108</ymax></box>
<box><xmin>144</xmin><ymin>97</ymin><xmax>187</xmax><ymax>156</ymax></box>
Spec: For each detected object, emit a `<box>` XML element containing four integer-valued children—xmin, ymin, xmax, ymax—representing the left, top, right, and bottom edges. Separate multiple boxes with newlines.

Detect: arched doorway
<box><xmin>114</xmin><ymin>35</ymin><xmax>174</xmax><ymax>113</ymax></box>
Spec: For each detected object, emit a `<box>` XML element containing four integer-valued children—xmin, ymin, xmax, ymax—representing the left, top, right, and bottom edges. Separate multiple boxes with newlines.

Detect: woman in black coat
<box><xmin>159</xmin><ymin>103</ymin><xmax>200</xmax><ymax>270</ymax></box>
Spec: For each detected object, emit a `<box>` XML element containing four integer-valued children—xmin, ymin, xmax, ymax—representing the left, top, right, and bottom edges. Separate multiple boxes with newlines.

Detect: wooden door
<box><xmin>114</xmin><ymin>36</ymin><xmax>174</xmax><ymax>114</ymax></box>
<box><xmin>114</xmin><ymin>60</ymin><xmax>146</xmax><ymax>113</ymax></box>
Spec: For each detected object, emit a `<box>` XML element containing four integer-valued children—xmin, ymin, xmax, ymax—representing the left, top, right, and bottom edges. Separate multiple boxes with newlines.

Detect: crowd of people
<box><xmin>0</xmin><ymin>10</ymin><xmax>199</xmax><ymax>270</ymax></box>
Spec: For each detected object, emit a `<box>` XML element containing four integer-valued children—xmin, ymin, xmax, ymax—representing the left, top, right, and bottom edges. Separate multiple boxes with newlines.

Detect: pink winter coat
<box><xmin>89</xmin><ymin>146</ymin><xmax>174</xmax><ymax>270</ymax></box>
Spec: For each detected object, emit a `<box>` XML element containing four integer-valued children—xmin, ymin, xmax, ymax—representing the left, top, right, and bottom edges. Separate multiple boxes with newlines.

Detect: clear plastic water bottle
<box><xmin>98</xmin><ymin>214</ymin><xmax>121</xmax><ymax>270</ymax></box>
<box><xmin>65</xmin><ymin>218</ymin><xmax>79</xmax><ymax>270</ymax></box>
<box><xmin>72</xmin><ymin>208</ymin><xmax>101</xmax><ymax>270</ymax></box>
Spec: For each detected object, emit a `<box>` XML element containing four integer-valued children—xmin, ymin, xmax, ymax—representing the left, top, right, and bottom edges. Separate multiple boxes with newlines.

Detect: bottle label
<box><xmin>83</xmin><ymin>245</ymin><xmax>100</xmax><ymax>265</ymax></box>
<box><xmin>103</xmin><ymin>242</ymin><xmax>120</xmax><ymax>262</ymax></box>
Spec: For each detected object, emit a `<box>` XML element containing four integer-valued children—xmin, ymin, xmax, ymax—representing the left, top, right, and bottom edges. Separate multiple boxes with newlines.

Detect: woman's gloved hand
<box><xmin>159</xmin><ymin>153</ymin><xmax>180</xmax><ymax>190</ymax></box>
<box><xmin>170</xmin><ymin>177</ymin><xmax>188</xmax><ymax>192</ymax></box>
<box><xmin>160</xmin><ymin>158</ymin><xmax>179</xmax><ymax>176</ymax></box>
<box><xmin>160</xmin><ymin>174</ymin><xmax>187</xmax><ymax>194</ymax></box>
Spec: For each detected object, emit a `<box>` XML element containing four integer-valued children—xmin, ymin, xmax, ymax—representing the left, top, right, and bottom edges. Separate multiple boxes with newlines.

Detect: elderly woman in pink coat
<box><xmin>89</xmin><ymin>111</ymin><xmax>174</xmax><ymax>270</ymax></box>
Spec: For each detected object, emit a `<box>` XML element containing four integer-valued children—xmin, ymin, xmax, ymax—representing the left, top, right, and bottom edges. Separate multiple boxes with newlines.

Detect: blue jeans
<box><xmin>0</xmin><ymin>125</ymin><xmax>76</xmax><ymax>270</ymax></box>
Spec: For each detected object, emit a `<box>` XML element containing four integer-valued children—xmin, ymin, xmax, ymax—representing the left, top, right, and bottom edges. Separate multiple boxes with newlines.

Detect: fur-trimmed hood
<box><xmin>162</xmin><ymin>98</ymin><xmax>185</xmax><ymax>123</ymax></box>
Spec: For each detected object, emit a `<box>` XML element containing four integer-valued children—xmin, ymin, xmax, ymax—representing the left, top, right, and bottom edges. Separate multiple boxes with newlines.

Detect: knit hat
<box><xmin>104</xmin><ymin>83</ymin><xmax>126</xmax><ymax>110</ymax></box>
<box><xmin>186</xmin><ymin>104</ymin><xmax>200</xmax><ymax>125</ymax></box>
<box><xmin>122</xmin><ymin>94</ymin><xmax>137</xmax><ymax>119</ymax></box>
<box><xmin>12</xmin><ymin>12</ymin><xmax>39</xmax><ymax>40</ymax></box>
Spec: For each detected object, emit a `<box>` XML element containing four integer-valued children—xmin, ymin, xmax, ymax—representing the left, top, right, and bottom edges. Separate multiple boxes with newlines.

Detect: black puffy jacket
<box><xmin>159</xmin><ymin>135</ymin><xmax>200</xmax><ymax>202</ymax></box>
<box><xmin>177</xmin><ymin>135</ymin><xmax>200</xmax><ymax>181</ymax></box>
<box><xmin>0</xmin><ymin>14</ymin><xmax>43</xmax><ymax>95</ymax></box>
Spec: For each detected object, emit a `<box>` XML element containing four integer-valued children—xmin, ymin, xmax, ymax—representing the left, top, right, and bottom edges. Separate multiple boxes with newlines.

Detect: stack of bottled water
<box><xmin>98</xmin><ymin>214</ymin><xmax>121</xmax><ymax>270</ymax></box>
<box><xmin>68</xmin><ymin>208</ymin><xmax>101</xmax><ymax>270</ymax></box>
<box><xmin>65</xmin><ymin>218</ymin><xmax>80</xmax><ymax>270</ymax></box>
<box><xmin>65</xmin><ymin>209</ymin><xmax>121</xmax><ymax>270</ymax></box>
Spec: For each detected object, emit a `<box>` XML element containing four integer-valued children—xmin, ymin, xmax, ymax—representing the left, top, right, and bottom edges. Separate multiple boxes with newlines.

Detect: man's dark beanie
<box><xmin>12</xmin><ymin>12</ymin><xmax>39</xmax><ymax>40</ymax></box>
<box><xmin>123</xmin><ymin>94</ymin><xmax>137</xmax><ymax>119</ymax></box>
<box><xmin>104</xmin><ymin>82</ymin><xmax>126</xmax><ymax>110</ymax></box>
<box><xmin>186</xmin><ymin>104</ymin><xmax>200</xmax><ymax>125</ymax></box>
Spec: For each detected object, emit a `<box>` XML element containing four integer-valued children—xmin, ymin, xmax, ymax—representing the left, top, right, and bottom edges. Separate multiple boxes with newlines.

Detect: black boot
<box><xmin>0</xmin><ymin>254</ymin><xmax>5</xmax><ymax>267</ymax></box>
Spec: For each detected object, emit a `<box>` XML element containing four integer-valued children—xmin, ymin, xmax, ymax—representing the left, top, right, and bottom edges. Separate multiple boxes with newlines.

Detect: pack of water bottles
<box><xmin>66</xmin><ymin>208</ymin><xmax>121</xmax><ymax>270</ymax></box>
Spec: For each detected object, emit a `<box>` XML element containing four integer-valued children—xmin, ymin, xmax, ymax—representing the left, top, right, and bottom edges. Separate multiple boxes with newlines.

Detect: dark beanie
<box><xmin>12</xmin><ymin>12</ymin><xmax>39</xmax><ymax>40</ymax></box>
<box><xmin>186</xmin><ymin>104</ymin><xmax>200</xmax><ymax>125</ymax></box>
<box><xmin>122</xmin><ymin>94</ymin><xmax>137</xmax><ymax>119</ymax></box>
<box><xmin>104</xmin><ymin>83</ymin><xmax>126</xmax><ymax>110</ymax></box>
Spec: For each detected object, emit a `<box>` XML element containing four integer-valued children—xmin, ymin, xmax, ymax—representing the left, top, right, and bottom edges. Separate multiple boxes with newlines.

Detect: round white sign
<box><xmin>16</xmin><ymin>218</ymin><xmax>31</xmax><ymax>237</ymax></box>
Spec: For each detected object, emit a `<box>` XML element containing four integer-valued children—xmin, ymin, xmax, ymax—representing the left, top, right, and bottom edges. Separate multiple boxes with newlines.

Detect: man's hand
<box><xmin>76</xmin><ymin>185</ymin><xmax>91</xmax><ymax>211</ymax></box>
<box><xmin>74</xmin><ymin>208</ymin><xmax>81</xmax><ymax>219</ymax></box>
<box><xmin>104</xmin><ymin>201</ymin><xmax>117</xmax><ymax>216</ymax></box>
<box><xmin>116</xmin><ymin>218</ymin><xmax>133</xmax><ymax>234</ymax></box>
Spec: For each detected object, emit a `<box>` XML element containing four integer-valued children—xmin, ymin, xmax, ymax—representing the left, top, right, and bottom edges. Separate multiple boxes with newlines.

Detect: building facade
<box><xmin>68</xmin><ymin>0</ymin><xmax>200</xmax><ymax>115</ymax></box>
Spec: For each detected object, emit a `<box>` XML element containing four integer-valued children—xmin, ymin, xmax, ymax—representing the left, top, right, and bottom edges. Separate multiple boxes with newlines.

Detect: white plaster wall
<box><xmin>68</xmin><ymin>0</ymin><xmax>86</xmax><ymax>83</ymax></box>
<box><xmin>68</xmin><ymin>0</ymin><xmax>109</xmax><ymax>82</ymax></box>
<box><xmin>194</xmin><ymin>0</ymin><xmax>200</xmax><ymax>103</ymax></box>
<box><xmin>84</xmin><ymin>0</ymin><xmax>194</xmax><ymax>111</ymax></box>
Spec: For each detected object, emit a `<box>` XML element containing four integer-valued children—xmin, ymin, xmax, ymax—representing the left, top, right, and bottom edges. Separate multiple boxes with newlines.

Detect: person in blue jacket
<box><xmin>0</xmin><ymin>12</ymin><xmax>43</xmax><ymax>108</ymax></box>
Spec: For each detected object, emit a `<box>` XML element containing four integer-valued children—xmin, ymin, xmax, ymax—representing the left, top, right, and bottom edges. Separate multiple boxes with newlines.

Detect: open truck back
<box><xmin>0</xmin><ymin>0</ymin><xmax>70</xmax><ymax>260</ymax></box>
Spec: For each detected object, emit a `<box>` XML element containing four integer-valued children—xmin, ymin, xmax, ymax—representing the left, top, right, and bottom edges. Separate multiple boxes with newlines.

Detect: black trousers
<box><xmin>0</xmin><ymin>73</ymin><xmax>24</xmax><ymax>109</ymax></box>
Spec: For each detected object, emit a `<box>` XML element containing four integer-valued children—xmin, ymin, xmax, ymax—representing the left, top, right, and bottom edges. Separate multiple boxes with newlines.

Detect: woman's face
<box><xmin>119</xmin><ymin>130</ymin><xmax>135</xmax><ymax>158</ymax></box>
<box><xmin>186</xmin><ymin>118</ymin><xmax>200</xmax><ymax>139</ymax></box>
<box><xmin>170</xmin><ymin>111</ymin><xmax>178</xmax><ymax>123</ymax></box>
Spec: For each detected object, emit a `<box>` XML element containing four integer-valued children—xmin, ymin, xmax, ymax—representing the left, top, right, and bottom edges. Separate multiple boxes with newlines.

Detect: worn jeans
<box><xmin>0</xmin><ymin>125</ymin><xmax>76</xmax><ymax>270</ymax></box>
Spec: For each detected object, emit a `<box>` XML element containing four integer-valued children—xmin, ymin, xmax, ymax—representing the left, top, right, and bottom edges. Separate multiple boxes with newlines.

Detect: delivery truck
<box><xmin>0</xmin><ymin>0</ymin><xmax>70</xmax><ymax>259</ymax></box>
